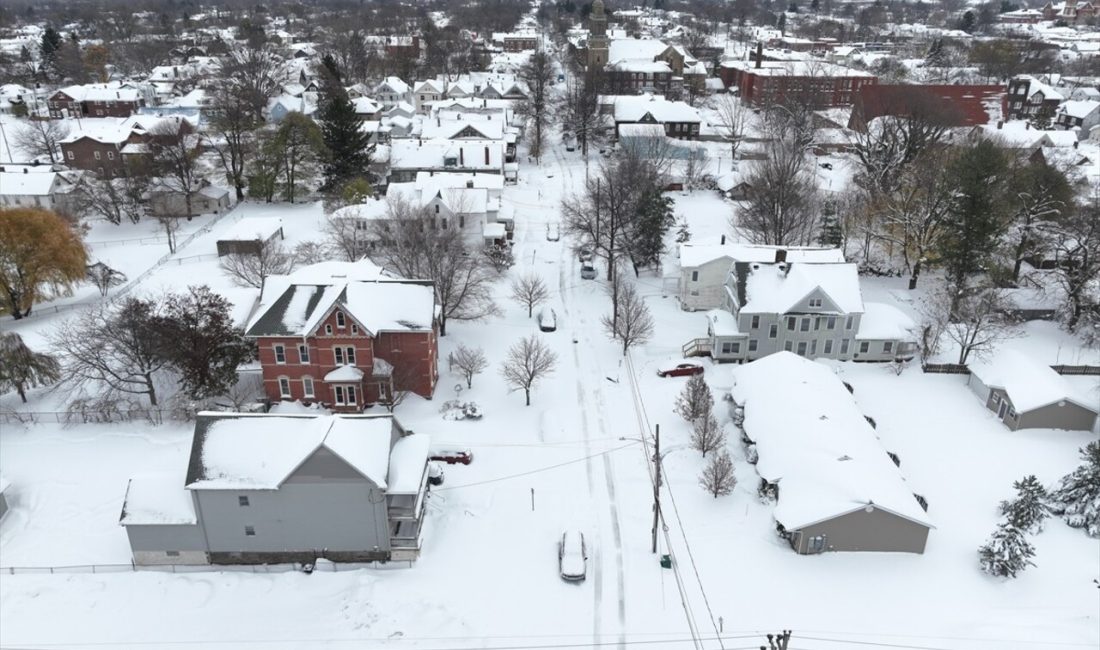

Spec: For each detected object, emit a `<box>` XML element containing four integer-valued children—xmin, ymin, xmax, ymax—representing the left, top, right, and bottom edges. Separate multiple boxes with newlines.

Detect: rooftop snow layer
<box><xmin>119</xmin><ymin>475</ymin><xmax>197</xmax><ymax>525</ymax></box>
<box><xmin>219</xmin><ymin>216</ymin><xmax>282</xmax><ymax>242</ymax></box>
<box><xmin>855</xmin><ymin>302</ymin><xmax>916</xmax><ymax>341</ymax></box>
<box><xmin>731</xmin><ymin>352</ymin><xmax>933</xmax><ymax>531</ymax></box>
<box><xmin>680</xmin><ymin>243</ymin><xmax>845</xmax><ymax>268</ymax></box>
<box><xmin>185</xmin><ymin>413</ymin><xmax>396</xmax><ymax>490</ymax></box>
<box><xmin>968</xmin><ymin>349</ymin><xmax>1097</xmax><ymax>414</ymax></box>
<box><xmin>742</xmin><ymin>263</ymin><xmax>863</xmax><ymax>314</ymax></box>
<box><xmin>387</xmin><ymin>433</ymin><xmax>430</xmax><ymax>495</ymax></box>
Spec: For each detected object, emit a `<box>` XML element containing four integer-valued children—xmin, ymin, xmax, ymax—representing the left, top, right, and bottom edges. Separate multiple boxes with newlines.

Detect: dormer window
<box><xmin>809</xmin><ymin>298</ymin><xmax>822</xmax><ymax>308</ymax></box>
<box><xmin>336</xmin><ymin>311</ymin><xmax>346</xmax><ymax>328</ymax></box>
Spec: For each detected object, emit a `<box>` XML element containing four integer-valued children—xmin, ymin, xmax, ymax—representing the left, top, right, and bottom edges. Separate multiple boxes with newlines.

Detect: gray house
<box><xmin>968</xmin><ymin>351</ymin><xmax>1098</xmax><ymax>432</ymax></box>
<box><xmin>683</xmin><ymin>253</ymin><xmax>917</xmax><ymax>363</ymax></box>
<box><xmin>120</xmin><ymin>412</ymin><xmax>431</xmax><ymax>566</ymax></box>
<box><xmin>730</xmin><ymin>352</ymin><xmax>933</xmax><ymax>554</ymax></box>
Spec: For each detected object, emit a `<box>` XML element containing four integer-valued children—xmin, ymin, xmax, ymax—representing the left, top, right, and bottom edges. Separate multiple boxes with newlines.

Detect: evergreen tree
<box><xmin>999</xmin><ymin>475</ymin><xmax>1052</xmax><ymax>533</ymax></box>
<box><xmin>1051</xmin><ymin>441</ymin><xmax>1100</xmax><ymax>538</ymax></box>
<box><xmin>315</xmin><ymin>55</ymin><xmax>373</xmax><ymax>190</ymax></box>
<box><xmin>935</xmin><ymin>139</ymin><xmax>1009</xmax><ymax>307</ymax></box>
<box><xmin>959</xmin><ymin>10</ymin><xmax>977</xmax><ymax>33</ymax></box>
<box><xmin>978</xmin><ymin>522</ymin><xmax>1036</xmax><ymax>578</ymax></box>
<box><xmin>777</xmin><ymin>12</ymin><xmax>787</xmax><ymax>33</ymax></box>
<box><xmin>39</xmin><ymin>27</ymin><xmax>63</xmax><ymax>77</ymax></box>
<box><xmin>675</xmin><ymin>220</ymin><xmax>691</xmax><ymax>243</ymax></box>
<box><xmin>817</xmin><ymin>201</ymin><xmax>843</xmax><ymax>247</ymax></box>
<box><xmin>675</xmin><ymin>374</ymin><xmax>714</xmax><ymax>423</ymax></box>
<box><xmin>628</xmin><ymin>189</ymin><xmax>675</xmax><ymax>271</ymax></box>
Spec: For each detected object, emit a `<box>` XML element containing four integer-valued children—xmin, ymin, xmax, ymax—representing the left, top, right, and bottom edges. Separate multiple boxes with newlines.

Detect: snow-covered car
<box><xmin>576</xmin><ymin>245</ymin><xmax>594</xmax><ymax>262</ymax></box>
<box><xmin>559</xmin><ymin>530</ymin><xmax>587</xmax><ymax>581</ymax></box>
<box><xmin>580</xmin><ymin>264</ymin><xmax>597</xmax><ymax>280</ymax></box>
<box><xmin>429</xmin><ymin>449</ymin><xmax>474</xmax><ymax>465</ymax></box>
<box><xmin>546</xmin><ymin>223</ymin><xmax>560</xmax><ymax>241</ymax></box>
<box><xmin>564</xmin><ymin>135</ymin><xmax>576</xmax><ymax>152</ymax></box>
<box><xmin>539</xmin><ymin>308</ymin><xmax>558</xmax><ymax>332</ymax></box>
<box><xmin>657</xmin><ymin>363</ymin><xmax>704</xmax><ymax>378</ymax></box>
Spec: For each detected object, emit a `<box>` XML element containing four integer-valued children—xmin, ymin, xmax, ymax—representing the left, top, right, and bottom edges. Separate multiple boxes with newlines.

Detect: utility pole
<box><xmin>651</xmin><ymin>424</ymin><xmax>661</xmax><ymax>554</ymax></box>
<box><xmin>761</xmin><ymin>630</ymin><xmax>792</xmax><ymax>650</ymax></box>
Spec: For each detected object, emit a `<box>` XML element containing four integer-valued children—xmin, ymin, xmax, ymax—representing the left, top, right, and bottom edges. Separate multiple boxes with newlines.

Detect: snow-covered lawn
<box><xmin>2</xmin><ymin>145</ymin><xmax>1099</xmax><ymax>650</ymax></box>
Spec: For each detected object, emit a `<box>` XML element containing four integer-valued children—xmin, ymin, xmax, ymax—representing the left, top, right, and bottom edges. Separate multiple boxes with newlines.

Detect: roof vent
<box><xmin>838</xmin><ymin>455</ymin><xmax>852</xmax><ymax>461</ymax></box>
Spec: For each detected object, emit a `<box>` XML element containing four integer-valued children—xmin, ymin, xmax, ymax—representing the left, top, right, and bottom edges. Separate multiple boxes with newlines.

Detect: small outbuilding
<box><xmin>967</xmin><ymin>350</ymin><xmax>1098</xmax><ymax>431</ymax></box>
<box><xmin>216</xmin><ymin>217</ymin><xmax>285</xmax><ymax>257</ymax></box>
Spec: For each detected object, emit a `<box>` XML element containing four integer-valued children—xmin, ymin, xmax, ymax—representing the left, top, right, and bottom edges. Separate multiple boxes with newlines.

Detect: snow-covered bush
<box><xmin>1050</xmin><ymin>441</ymin><xmax>1100</xmax><ymax>538</ymax></box>
<box><xmin>978</xmin><ymin>522</ymin><xmax>1036</xmax><ymax>578</ymax></box>
<box><xmin>675</xmin><ymin>374</ymin><xmax>713</xmax><ymax>423</ymax></box>
<box><xmin>690</xmin><ymin>412</ymin><xmax>725</xmax><ymax>457</ymax></box>
<box><xmin>999</xmin><ymin>475</ymin><xmax>1052</xmax><ymax>534</ymax></box>
<box><xmin>699</xmin><ymin>450</ymin><xmax>736</xmax><ymax>498</ymax></box>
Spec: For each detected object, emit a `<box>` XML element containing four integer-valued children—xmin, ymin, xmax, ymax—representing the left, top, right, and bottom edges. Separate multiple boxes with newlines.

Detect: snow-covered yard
<box><xmin>2</xmin><ymin>136</ymin><xmax>1099</xmax><ymax>650</ymax></box>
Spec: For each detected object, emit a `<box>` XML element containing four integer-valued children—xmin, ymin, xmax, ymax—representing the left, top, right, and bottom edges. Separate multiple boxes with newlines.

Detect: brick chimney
<box><xmin>459</xmin><ymin>147</ymin><xmax>464</xmax><ymax>165</ymax></box>
<box><xmin>755</xmin><ymin>42</ymin><xmax>763</xmax><ymax>69</ymax></box>
<box><xmin>775</xmin><ymin>248</ymin><xmax>787</xmax><ymax>263</ymax></box>
<box><xmin>484</xmin><ymin>146</ymin><xmax>490</xmax><ymax>165</ymax></box>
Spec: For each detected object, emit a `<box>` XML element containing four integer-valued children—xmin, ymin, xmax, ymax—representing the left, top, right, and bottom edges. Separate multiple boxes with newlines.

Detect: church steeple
<box><xmin>587</xmin><ymin>0</ymin><xmax>609</xmax><ymax>68</ymax></box>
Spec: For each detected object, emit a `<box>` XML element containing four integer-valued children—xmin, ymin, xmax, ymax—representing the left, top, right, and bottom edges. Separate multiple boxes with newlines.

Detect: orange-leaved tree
<box><xmin>0</xmin><ymin>208</ymin><xmax>87</xmax><ymax>319</ymax></box>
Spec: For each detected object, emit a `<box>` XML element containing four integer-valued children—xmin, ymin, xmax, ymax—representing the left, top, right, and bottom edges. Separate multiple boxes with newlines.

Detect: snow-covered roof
<box><xmin>608</xmin><ymin>38</ymin><xmax>670</xmax><ymax>64</ymax></box>
<box><xmin>387</xmin><ymin>433</ymin><xmax>430</xmax><ymax>495</ymax></box>
<box><xmin>484</xmin><ymin>222</ymin><xmax>506</xmax><ymax>238</ymax></box>
<box><xmin>614</xmin><ymin>94</ymin><xmax>702</xmax><ymax>124</ymax></box>
<box><xmin>680</xmin><ymin>243</ymin><xmax>844</xmax><ymax>268</ymax></box>
<box><xmin>969</xmin><ymin>350</ymin><xmax>1097</xmax><ymax>414</ymax></box>
<box><xmin>218</xmin><ymin>216</ymin><xmax>282</xmax><ymax>242</ymax></box>
<box><xmin>740</xmin><ymin>262</ymin><xmax>863</xmax><ymax>314</ymax></box>
<box><xmin>855</xmin><ymin>302</ymin><xmax>916</xmax><ymax>341</ymax></box>
<box><xmin>0</xmin><ymin>475</ymin><xmax>9</xmax><ymax>494</ymax></box>
<box><xmin>331</xmin><ymin>200</ymin><xmax>390</xmax><ymax>222</ymax></box>
<box><xmin>731</xmin><ymin>353</ymin><xmax>933</xmax><ymax>531</ymax></box>
<box><xmin>185</xmin><ymin>413</ymin><xmax>399</xmax><ymax>490</ymax></box>
<box><xmin>1017</xmin><ymin>75</ymin><xmax>1064</xmax><ymax>102</ymax></box>
<box><xmin>1059</xmin><ymin>100</ymin><xmax>1100</xmax><ymax>119</ymax></box>
<box><xmin>377</xmin><ymin>77</ymin><xmax>411</xmax><ymax>95</ymax></box>
<box><xmin>720</xmin><ymin>59</ymin><xmax>874</xmax><ymax>78</ymax></box>
<box><xmin>55</xmin><ymin>84</ymin><xmax>142</xmax><ymax>103</ymax></box>
<box><xmin>119</xmin><ymin>475</ymin><xmax>197</xmax><ymax>525</ymax></box>
<box><xmin>707</xmin><ymin>309</ymin><xmax>741</xmax><ymax>336</ymax></box>
<box><xmin>389</xmin><ymin>139</ymin><xmax>505</xmax><ymax>172</ymax></box>
<box><xmin>352</xmin><ymin>97</ymin><xmax>382</xmax><ymax>114</ymax></box>
<box><xmin>325</xmin><ymin>365</ymin><xmax>365</xmax><ymax>382</ymax></box>
<box><xmin>0</xmin><ymin>171</ymin><xmax>63</xmax><ymax>196</ymax></box>
<box><xmin>421</xmin><ymin>119</ymin><xmax>506</xmax><ymax>141</ymax></box>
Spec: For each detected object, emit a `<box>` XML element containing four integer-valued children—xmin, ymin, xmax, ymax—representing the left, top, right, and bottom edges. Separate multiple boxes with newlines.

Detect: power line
<box><xmin>0</xmin><ymin>637</ymin><xmax>768</xmax><ymax>650</ymax></box>
<box><xmin>432</xmin><ymin>443</ymin><xmax>638</xmax><ymax>491</ymax></box>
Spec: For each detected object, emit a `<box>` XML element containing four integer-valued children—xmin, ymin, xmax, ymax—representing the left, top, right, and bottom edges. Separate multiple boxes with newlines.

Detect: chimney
<box><xmin>997</xmin><ymin>120</ymin><xmax>1003</xmax><ymax>129</ymax></box>
<box><xmin>484</xmin><ymin>146</ymin><xmax>490</xmax><ymax>165</ymax></box>
<box><xmin>720</xmin><ymin>234</ymin><xmax>726</xmax><ymax>244</ymax></box>
<box><xmin>755</xmin><ymin>42</ymin><xmax>763</xmax><ymax>69</ymax></box>
<box><xmin>775</xmin><ymin>249</ymin><xmax>787</xmax><ymax>263</ymax></box>
<box><xmin>467</xmin><ymin>180</ymin><xmax>474</xmax><ymax>188</ymax></box>
<box><xmin>1026</xmin><ymin>122</ymin><xmax>1030</xmax><ymax>130</ymax></box>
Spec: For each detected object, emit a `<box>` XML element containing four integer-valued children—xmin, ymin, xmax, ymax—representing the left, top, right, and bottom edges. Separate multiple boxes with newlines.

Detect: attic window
<box><xmin>809</xmin><ymin>298</ymin><xmax>822</xmax><ymax>308</ymax></box>
<box><xmin>336</xmin><ymin>311</ymin><xmax>346</xmax><ymax>328</ymax></box>
<box><xmin>325</xmin><ymin>324</ymin><xmax>333</xmax><ymax>335</ymax></box>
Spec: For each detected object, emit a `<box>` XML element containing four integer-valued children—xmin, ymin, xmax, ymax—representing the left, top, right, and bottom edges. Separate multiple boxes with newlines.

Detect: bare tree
<box><xmin>510</xmin><ymin>273</ymin><xmax>550</xmax><ymax>318</ymax></box>
<box><xmin>681</xmin><ymin>147</ymin><xmax>710</xmax><ymax>190</ymax></box>
<box><xmin>736</xmin><ymin>135</ymin><xmax>819</xmax><ymax>246</ymax></box>
<box><xmin>324</xmin><ymin>210</ymin><xmax>370</xmax><ymax>262</ymax></box>
<box><xmin>699</xmin><ymin>450</ymin><xmax>737</xmax><ymax>498</ymax></box>
<box><xmin>157</xmin><ymin>215</ymin><xmax>182</xmax><ymax>254</ymax></box>
<box><xmin>451</xmin><ymin>344</ymin><xmax>488</xmax><ymax>389</ymax></box>
<box><xmin>560</xmin><ymin>69</ymin><xmax>609</xmax><ymax>165</ymax></box>
<box><xmin>711</xmin><ymin>92</ymin><xmax>747</xmax><ymax>160</ymax></box>
<box><xmin>675</xmin><ymin>373</ymin><xmax>714</xmax><ymax>423</ymax></box>
<box><xmin>851</xmin><ymin>99</ymin><xmax>956</xmax><ymax>195</ymax></box>
<box><xmin>206</xmin><ymin>77</ymin><xmax>261</xmax><ymax>201</ymax></box>
<box><xmin>85</xmin><ymin>262</ymin><xmax>127</xmax><ymax>296</ymax></box>
<box><xmin>12</xmin><ymin>119</ymin><xmax>69</xmax><ymax>164</ymax></box>
<box><xmin>922</xmin><ymin>285</ymin><xmax>1020</xmax><ymax>364</ymax></box>
<box><xmin>378</xmin><ymin>362</ymin><xmax>422</xmax><ymax>413</ymax></box>
<box><xmin>219</xmin><ymin>239</ymin><xmax>295</xmax><ymax>289</ymax></box>
<box><xmin>52</xmin><ymin>298</ymin><xmax>171</xmax><ymax>406</ymax></box>
<box><xmin>1043</xmin><ymin>197</ymin><xmax>1100</xmax><ymax>331</ymax></box>
<box><xmin>602</xmin><ymin>281</ymin><xmax>654</xmax><ymax>355</ymax></box>
<box><xmin>500</xmin><ymin>335</ymin><xmax>558</xmax><ymax>406</ymax></box>
<box><xmin>0</xmin><ymin>331</ymin><xmax>61</xmax><ymax>403</ymax></box>
<box><xmin>691</xmin><ymin>411</ymin><xmax>726</xmax><ymax>457</ymax></box>
<box><xmin>145</xmin><ymin>120</ymin><xmax>203</xmax><ymax>219</ymax></box>
<box><xmin>73</xmin><ymin>176</ymin><xmax>144</xmax><ymax>225</ymax></box>
<box><xmin>518</xmin><ymin>50</ymin><xmax>556</xmax><ymax>163</ymax></box>
<box><xmin>370</xmin><ymin>197</ymin><xmax>498</xmax><ymax>335</ymax></box>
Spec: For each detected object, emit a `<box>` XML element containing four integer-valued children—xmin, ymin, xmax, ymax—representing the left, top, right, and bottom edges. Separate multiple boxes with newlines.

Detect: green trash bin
<box><xmin>660</xmin><ymin>554</ymin><xmax>672</xmax><ymax>569</ymax></box>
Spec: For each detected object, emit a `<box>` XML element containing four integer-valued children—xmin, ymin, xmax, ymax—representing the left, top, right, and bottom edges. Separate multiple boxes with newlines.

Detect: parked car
<box><xmin>546</xmin><ymin>223</ymin><xmax>560</xmax><ymax>241</ymax></box>
<box><xmin>657</xmin><ymin>363</ymin><xmax>704</xmax><ymax>378</ymax></box>
<box><xmin>564</xmin><ymin>135</ymin><xmax>576</xmax><ymax>152</ymax></box>
<box><xmin>580</xmin><ymin>264</ymin><xmax>597</xmax><ymax>280</ymax></box>
<box><xmin>429</xmin><ymin>449</ymin><xmax>474</xmax><ymax>465</ymax></box>
<box><xmin>558</xmin><ymin>530</ymin><xmax>587</xmax><ymax>581</ymax></box>
<box><xmin>576</xmin><ymin>245</ymin><xmax>594</xmax><ymax>262</ymax></box>
<box><xmin>539</xmin><ymin>308</ymin><xmax>558</xmax><ymax>332</ymax></box>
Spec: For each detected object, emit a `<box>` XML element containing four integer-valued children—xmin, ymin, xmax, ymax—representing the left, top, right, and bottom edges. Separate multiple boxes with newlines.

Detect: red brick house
<box><xmin>48</xmin><ymin>85</ymin><xmax>144</xmax><ymax>119</ymax></box>
<box><xmin>60</xmin><ymin>115</ymin><xmax>193</xmax><ymax>178</ymax></box>
<box><xmin>719</xmin><ymin>60</ymin><xmax>877</xmax><ymax>108</ymax></box>
<box><xmin>1041</xmin><ymin>0</ymin><xmax>1097</xmax><ymax>23</ymax></box>
<box><xmin>245</xmin><ymin>269</ymin><xmax>439</xmax><ymax>411</ymax></box>
<box><xmin>848</xmin><ymin>84</ymin><xmax>1005</xmax><ymax>131</ymax></box>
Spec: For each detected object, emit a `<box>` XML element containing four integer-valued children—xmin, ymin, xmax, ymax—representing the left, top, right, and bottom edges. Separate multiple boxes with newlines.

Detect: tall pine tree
<box><xmin>315</xmin><ymin>54</ymin><xmax>373</xmax><ymax>190</ymax></box>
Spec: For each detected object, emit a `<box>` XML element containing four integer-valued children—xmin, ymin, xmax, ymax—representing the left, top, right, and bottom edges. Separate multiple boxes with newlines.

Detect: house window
<box><xmin>824</xmin><ymin>340</ymin><xmax>833</xmax><ymax>354</ymax></box>
<box><xmin>244</xmin><ymin>525</ymin><xmax>256</xmax><ymax>536</ymax></box>
<box><xmin>238</xmin><ymin>496</ymin><xmax>250</xmax><ymax>507</ymax></box>
<box><xmin>800</xmin><ymin>318</ymin><xmax>810</xmax><ymax>332</ymax></box>
<box><xmin>298</xmin><ymin>344</ymin><xmax>310</xmax><ymax>363</ymax></box>
<box><xmin>459</xmin><ymin>215</ymin><xmax>465</xmax><ymax>228</ymax></box>
<box><xmin>784</xmin><ymin>341</ymin><xmax>793</xmax><ymax>352</ymax></box>
<box><xmin>691</xmin><ymin>271</ymin><xmax>699</xmax><ymax>282</ymax></box>
<box><xmin>769</xmin><ymin>324</ymin><xmax>778</xmax><ymax>339</ymax></box>
<box><xmin>67</xmin><ymin>151</ymin><xmax>74</xmax><ymax>160</ymax></box>
<box><xmin>334</xmin><ymin>385</ymin><xmax>358</xmax><ymax>405</ymax></box>
<box><xmin>325</xmin><ymin>324</ymin><xmax>333</xmax><ymax>335</ymax></box>
<box><xmin>94</xmin><ymin>151</ymin><xmax>102</xmax><ymax>160</ymax></box>
<box><xmin>336</xmin><ymin>311</ymin><xmax>346</xmax><ymax>328</ymax></box>
<box><xmin>274</xmin><ymin>344</ymin><xmax>286</xmax><ymax>364</ymax></box>
<box><xmin>166</xmin><ymin>551</ymin><xmax>180</xmax><ymax>557</ymax></box>
<box><xmin>748</xmin><ymin>339</ymin><xmax>758</xmax><ymax>352</ymax></box>
<box><xmin>827</xmin><ymin>316</ymin><xmax>836</xmax><ymax>330</ymax></box>
<box><xmin>991</xmin><ymin>393</ymin><xmax>1001</xmax><ymax>406</ymax></box>
<box><xmin>841</xmin><ymin>339</ymin><xmax>850</xmax><ymax>355</ymax></box>
<box><xmin>786</xmin><ymin>316</ymin><xmax>796</xmax><ymax>331</ymax></box>
<box><xmin>809</xmin><ymin>298</ymin><xmax>822</xmax><ymax>308</ymax></box>
<box><xmin>859</xmin><ymin>341</ymin><xmax>870</xmax><ymax>354</ymax></box>
<box><xmin>845</xmin><ymin>315</ymin><xmax>854</xmax><ymax>330</ymax></box>
<box><xmin>334</xmin><ymin>346</ymin><xmax>356</xmax><ymax>365</ymax></box>
<box><xmin>435</xmin><ymin>204</ymin><xmax>440</xmax><ymax>214</ymax></box>
<box><xmin>350</xmin><ymin>324</ymin><xmax>358</xmax><ymax>335</ymax></box>
<box><xmin>796</xmin><ymin>341</ymin><xmax>808</xmax><ymax>356</ymax></box>
<box><xmin>278</xmin><ymin>377</ymin><xmax>291</xmax><ymax>398</ymax></box>
<box><xmin>883</xmin><ymin>341</ymin><xmax>894</xmax><ymax>354</ymax></box>
<box><xmin>1008</xmin><ymin>407</ymin><xmax>1017</xmax><ymax>419</ymax></box>
<box><xmin>334</xmin><ymin>347</ymin><xmax>344</xmax><ymax>364</ymax></box>
<box><xmin>303</xmin><ymin>376</ymin><xmax>315</xmax><ymax>398</ymax></box>
<box><xmin>107</xmin><ymin>151</ymin><xmax>115</xmax><ymax>160</ymax></box>
<box><xmin>750</xmin><ymin>315</ymin><xmax>760</xmax><ymax>329</ymax></box>
<box><xmin>814</xmin><ymin>317</ymin><xmax>821</xmax><ymax>331</ymax></box>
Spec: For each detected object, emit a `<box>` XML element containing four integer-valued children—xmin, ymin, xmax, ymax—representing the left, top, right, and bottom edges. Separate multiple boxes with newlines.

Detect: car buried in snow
<box><xmin>429</xmin><ymin>449</ymin><xmax>474</xmax><ymax>465</ymax></box>
<box><xmin>558</xmin><ymin>530</ymin><xmax>587</xmax><ymax>582</ymax></box>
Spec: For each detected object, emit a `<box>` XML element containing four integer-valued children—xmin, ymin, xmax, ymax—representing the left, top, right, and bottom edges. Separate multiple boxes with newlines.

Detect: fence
<box><xmin>0</xmin><ymin>560</ymin><xmax>413</xmax><ymax>576</ymax></box>
<box><xmin>0</xmin><ymin>409</ymin><xmax>171</xmax><ymax>426</ymax></box>
<box><xmin>922</xmin><ymin>363</ymin><xmax>1100</xmax><ymax>376</ymax></box>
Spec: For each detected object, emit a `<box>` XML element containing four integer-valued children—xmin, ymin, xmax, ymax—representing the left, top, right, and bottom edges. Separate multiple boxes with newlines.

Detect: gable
<box><xmin>454</xmin><ymin>124</ymin><xmax>490</xmax><ymax>139</ymax></box>
<box><xmin>284</xmin><ymin>445</ymin><xmax>375</xmax><ymax>484</ymax></box>
<box><xmin>796</xmin><ymin>287</ymin><xmax>844</xmax><ymax>314</ymax></box>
